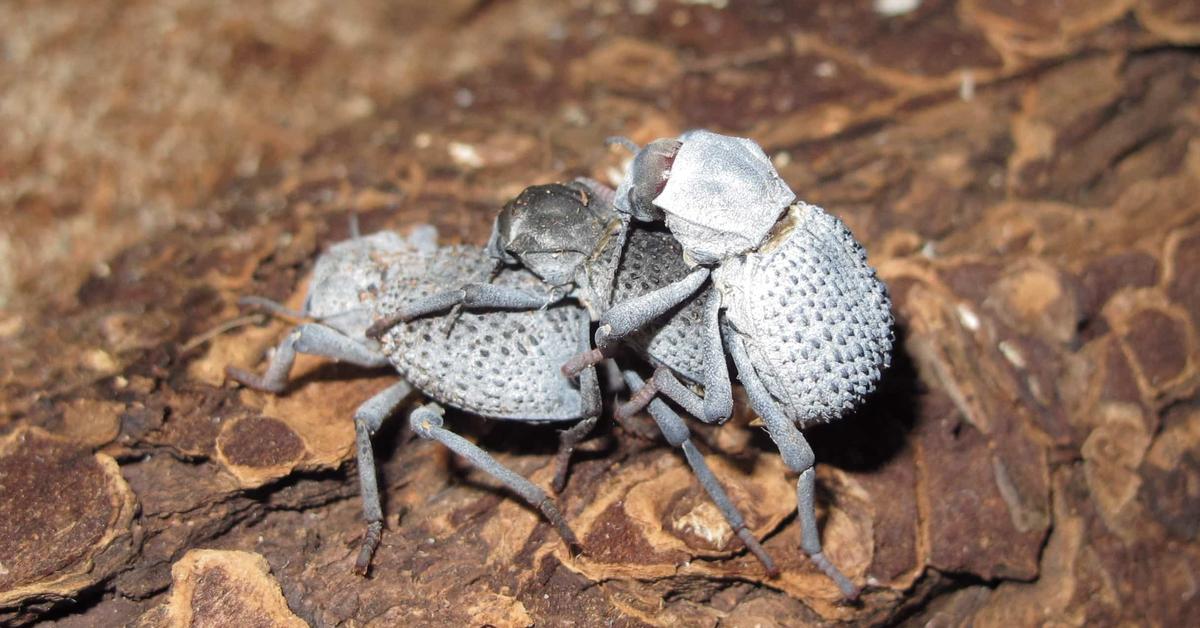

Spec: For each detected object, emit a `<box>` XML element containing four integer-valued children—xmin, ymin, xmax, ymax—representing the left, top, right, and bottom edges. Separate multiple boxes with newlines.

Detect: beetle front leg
<box><xmin>594</xmin><ymin>267</ymin><xmax>709</xmax><ymax>348</ymax></box>
<box><xmin>366</xmin><ymin>284</ymin><xmax>564</xmax><ymax>339</ymax></box>
<box><xmin>699</xmin><ymin>288</ymin><xmax>733</xmax><ymax>423</ymax></box>
<box><xmin>619</xmin><ymin>289</ymin><xmax>734</xmax><ymax>423</ymax></box>
<box><xmin>561</xmin><ymin>268</ymin><xmax>710</xmax><ymax>379</ymax></box>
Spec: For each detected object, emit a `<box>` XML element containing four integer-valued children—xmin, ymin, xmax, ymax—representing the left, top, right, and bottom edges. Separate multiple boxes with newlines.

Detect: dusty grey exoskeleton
<box><xmin>366</xmin><ymin>182</ymin><xmax>780</xmax><ymax>576</ymax></box>
<box><xmin>225</xmin><ymin>223</ymin><xmax>603</xmax><ymax>576</ymax></box>
<box><xmin>563</xmin><ymin>130</ymin><xmax>895</xmax><ymax>599</ymax></box>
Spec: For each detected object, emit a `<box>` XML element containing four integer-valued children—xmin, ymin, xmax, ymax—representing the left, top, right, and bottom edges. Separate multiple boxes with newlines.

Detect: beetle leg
<box><xmin>618</xmin><ymin>289</ymin><xmax>733</xmax><ymax>423</ymax></box>
<box><xmin>617</xmin><ymin>367</ymin><xmax>699</xmax><ymax>421</ymax></box>
<box><xmin>573</xmin><ymin>176</ymin><xmax>616</xmax><ymax>208</ymax></box>
<box><xmin>622</xmin><ymin>370</ymin><xmax>778</xmax><ymax>577</ymax></box>
<box><xmin>551</xmin><ymin>416</ymin><xmax>597</xmax><ymax>494</ymax></box>
<box><xmin>409</xmin><ymin>403</ymin><xmax>582</xmax><ymax>555</ymax></box>
<box><xmin>600</xmin><ymin>358</ymin><xmax>625</xmax><ymax>394</ymax></box>
<box><xmin>367</xmin><ymin>284</ymin><xmax>562</xmax><ymax>339</ymax></box>
<box><xmin>352</xmin><ymin>380</ymin><xmax>414</xmax><ymax>576</ymax></box>
<box><xmin>700</xmin><ymin>288</ymin><xmax>733</xmax><ymax>423</ymax></box>
<box><xmin>561</xmin><ymin>265</ymin><xmax>711</xmax><ymax>380</ymax></box>
<box><xmin>592</xmin><ymin>267</ymin><xmax>710</xmax><ymax>349</ymax></box>
<box><xmin>236</xmin><ymin>295</ymin><xmax>308</xmax><ymax>320</ymax></box>
<box><xmin>604</xmin><ymin>136</ymin><xmax>640</xmax><ymax>153</ymax></box>
<box><xmin>552</xmin><ymin>331</ymin><xmax>602</xmax><ymax>493</ymax></box>
<box><xmin>225</xmin><ymin>323</ymin><xmax>388</xmax><ymax>393</ymax></box>
<box><xmin>727</xmin><ymin>333</ymin><xmax>861</xmax><ymax>600</ymax></box>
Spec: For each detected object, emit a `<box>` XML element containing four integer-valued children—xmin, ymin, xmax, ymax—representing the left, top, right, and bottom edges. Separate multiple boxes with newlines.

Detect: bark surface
<box><xmin>2</xmin><ymin>1</ymin><xmax>1199</xmax><ymax>625</ymax></box>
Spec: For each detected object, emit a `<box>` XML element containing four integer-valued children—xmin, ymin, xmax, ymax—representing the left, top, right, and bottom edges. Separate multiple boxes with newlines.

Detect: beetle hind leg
<box><xmin>726</xmin><ymin>333</ymin><xmax>861</xmax><ymax>600</ymax></box>
<box><xmin>352</xmin><ymin>381</ymin><xmax>414</xmax><ymax>576</ymax></box>
<box><xmin>226</xmin><ymin>323</ymin><xmax>388</xmax><ymax>394</ymax></box>
<box><xmin>623</xmin><ymin>370</ymin><xmax>779</xmax><ymax>577</ymax></box>
<box><xmin>551</xmin><ymin>416</ymin><xmax>598</xmax><ymax>494</ymax></box>
<box><xmin>409</xmin><ymin>403</ymin><xmax>583</xmax><ymax>555</ymax></box>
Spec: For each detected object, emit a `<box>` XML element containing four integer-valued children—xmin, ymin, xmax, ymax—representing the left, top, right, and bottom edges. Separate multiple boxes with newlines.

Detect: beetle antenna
<box><xmin>604</xmin><ymin>136</ymin><xmax>640</xmax><ymax>154</ymax></box>
<box><xmin>237</xmin><ymin>295</ymin><xmax>308</xmax><ymax>320</ymax></box>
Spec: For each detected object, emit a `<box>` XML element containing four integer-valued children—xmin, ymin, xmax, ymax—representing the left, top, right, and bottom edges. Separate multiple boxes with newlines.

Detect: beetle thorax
<box><xmin>653</xmin><ymin>129</ymin><xmax>795</xmax><ymax>265</ymax></box>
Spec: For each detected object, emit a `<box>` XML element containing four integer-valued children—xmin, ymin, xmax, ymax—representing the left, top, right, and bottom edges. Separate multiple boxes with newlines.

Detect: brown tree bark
<box><xmin>2</xmin><ymin>1</ymin><xmax>1199</xmax><ymax>625</ymax></box>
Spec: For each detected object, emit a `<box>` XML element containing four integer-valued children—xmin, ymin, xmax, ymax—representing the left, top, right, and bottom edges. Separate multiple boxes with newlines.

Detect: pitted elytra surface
<box><xmin>613</xmin><ymin>228</ymin><xmax>710</xmax><ymax>383</ymax></box>
<box><xmin>379</xmin><ymin>245</ymin><xmax>593</xmax><ymax>420</ymax></box>
<box><xmin>720</xmin><ymin>203</ymin><xmax>894</xmax><ymax>426</ymax></box>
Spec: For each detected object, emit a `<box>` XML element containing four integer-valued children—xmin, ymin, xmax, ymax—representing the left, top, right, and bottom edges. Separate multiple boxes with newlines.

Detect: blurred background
<box><xmin>4</xmin><ymin>0</ymin><xmax>1194</xmax><ymax>310</ymax></box>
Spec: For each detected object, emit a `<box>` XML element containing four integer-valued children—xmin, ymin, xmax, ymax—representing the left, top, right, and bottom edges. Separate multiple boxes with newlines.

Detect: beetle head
<box><xmin>488</xmin><ymin>182</ymin><xmax>610</xmax><ymax>288</ymax></box>
<box><xmin>612</xmin><ymin>138</ymin><xmax>682</xmax><ymax>222</ymax></box>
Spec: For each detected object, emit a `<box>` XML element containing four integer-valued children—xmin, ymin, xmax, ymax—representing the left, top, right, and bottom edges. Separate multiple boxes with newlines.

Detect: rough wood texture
<box><xmin>2</xmin><ymin>1</ymin><xmax>1199</xmax><ymax>626</ymax></box>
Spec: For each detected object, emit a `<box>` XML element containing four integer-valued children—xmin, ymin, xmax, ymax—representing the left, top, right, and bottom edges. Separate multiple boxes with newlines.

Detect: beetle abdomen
<box><xmin>378</xmin><ymin>246</ymin><xmax>590</xmax><ymax>421</ymax></box>
<box><xmin>724</xmin><ymin>204</ymin><xmax>893</xmax><ymax>426</ymax></box>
